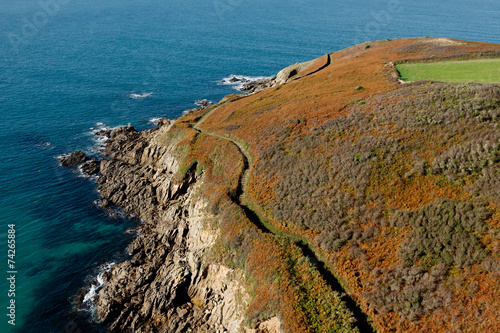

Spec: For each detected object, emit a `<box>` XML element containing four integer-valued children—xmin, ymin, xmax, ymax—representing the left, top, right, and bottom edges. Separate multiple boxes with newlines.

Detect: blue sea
<box><xmin>0</xmin><ymin>0</ymin><xmax>499</xmax><ymax>332</ymax></box>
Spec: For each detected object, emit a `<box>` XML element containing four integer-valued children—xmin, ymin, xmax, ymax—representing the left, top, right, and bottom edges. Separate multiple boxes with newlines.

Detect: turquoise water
<box><xmin>0</xmin><ymin>0</ymin><xmax>499</xmax><ymax>332</ymax></box>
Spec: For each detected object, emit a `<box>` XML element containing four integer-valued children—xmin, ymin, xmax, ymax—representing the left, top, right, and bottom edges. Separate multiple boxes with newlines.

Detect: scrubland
<box><xmin>162</xmin><ymin>38</ymin><xmax>500</xmax><ymax>332</ymax></box>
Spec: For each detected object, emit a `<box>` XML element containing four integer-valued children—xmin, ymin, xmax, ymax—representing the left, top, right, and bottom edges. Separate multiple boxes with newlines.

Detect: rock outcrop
<box><xmin>240</xmin><ymin>78</ymin><xmax>276</xmax><ymax>94</ymax></box>
<box><xmin>81</xmin><ymin>159</ymin><xmax>100</xmax><ymax>176</ymax></box>
<box><xmin>245</xmin><ymin>317</ymin><xmax>283</xmax><ymax>333</ymax></box>
<box><xmin>274</xmin><ymin>60</ymin><xmax>315</xmax><ymax>85</ymax></box>
<box><xmin>60</xmin><ymin>150</ymin><xmax>89</xmax><ymax>166</ymax></box>
<box><xmin>91</xmin><ymin>124</ymin><xmax>252</xmax><ymax>332</ymax></box>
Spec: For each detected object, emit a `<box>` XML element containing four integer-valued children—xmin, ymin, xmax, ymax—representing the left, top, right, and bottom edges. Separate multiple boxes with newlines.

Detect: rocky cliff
<box><xmin>91</xmin><ymin>125</ymin><xmax>267</xmax><ymax>333</ymax></box>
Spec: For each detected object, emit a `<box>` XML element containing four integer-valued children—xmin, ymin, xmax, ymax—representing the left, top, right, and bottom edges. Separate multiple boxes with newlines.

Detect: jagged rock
<box><xmin>240</xmin><ymin>77</ymin><xmax>276</xmax><ymax>93</ymax></box>
<box><xmin>100</xmin><ymin>127</ymin><xmax>150</xmax><ymax>165</ymax></box>
<box><xmin>154</xmin><ymin>118</ymin><xmax>172</xmax><ymax>127</ymax></box>
<box><xmin>184</xmin><ymin>107</ymin><xmax>203</xmax><ymax>115</ymax></box>
<box><xmin>81</xmin><ymin>159</ymin><xmax>100</xmax><ymax>176</ymax></box>
<box><xmin>245</xmin><ymin>317</ymin><xmax>283</xmax><ymax>333</ymax></box>
<box><xmin>275</xmin><ymin>59</ymin><xmax>314</xmax><ymax>85</ymax></box>
<box><xmin>195</xmin><ymin>99</ymin><xmax>212</xmax><ymax>107</ymax></box>
<box><xmin>88</xmin><ymin>125</ymin><xmax>257</xmax><ymax>332</ymax></box>
<box><xmin>60</xmin><ymin>150</ymin><xmax>89</xmax><ymax>166</ymax></box>
<box><xmin>100</xmin><ymin>199</ymin><xmax>110</xmax><ymax>208</ymax></box>
<box><xmin>109</xmin><ymin>126</ymin><xmax>137</xmax><ymax>138</ymax></box>
<box><xmin>95</xmin><ymin>129</ymin><xmax>112</xmax><ymax>137</ymax></box>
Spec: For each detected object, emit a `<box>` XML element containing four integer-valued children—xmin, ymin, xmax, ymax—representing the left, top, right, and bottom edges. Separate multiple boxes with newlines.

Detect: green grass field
<box><xmin>396</xmin><ymin>59</ymin><xmax>500</xmax><ymax>83</ymax></box>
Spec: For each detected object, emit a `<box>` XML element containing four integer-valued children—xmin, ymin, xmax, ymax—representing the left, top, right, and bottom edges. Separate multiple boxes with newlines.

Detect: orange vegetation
<box><xmin>168</xmin><ymin>38</ymin><xmax>500</xmax><ymax>332</ymax></box>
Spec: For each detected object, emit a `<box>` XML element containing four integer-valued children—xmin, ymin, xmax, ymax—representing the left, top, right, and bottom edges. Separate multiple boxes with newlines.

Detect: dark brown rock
<box><xmin>240</xmin><ymin>77</ymin><xmax>276</xmax><ymax>93</ymax></box>
<box><xmin>95</xmin><ymin>129</ymin><xmax>112</xmax><ymax>137</ymax></box>
<box><xmin>81</xmin><ymin>159</ymin><xmax>100</xmax><ymax>176</ymax></box>
<box><xmin>60</xmin><ymin>150</ymin><xmax>89</xmax><ymax>166</ymax></box>
<box><xmin>154</xmin><ymin>118</ymin><xmax>172</xmax><ymax>127</ymax></box>
<box><xmin>194</xmin><ymin>99</ymin><xmax>212</xmax><ymax>108</ymax></box>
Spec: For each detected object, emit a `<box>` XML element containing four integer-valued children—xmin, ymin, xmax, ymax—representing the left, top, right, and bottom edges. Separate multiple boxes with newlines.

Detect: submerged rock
<box><xmin>229</xmin><ymin>76</ymin><xmax>244</xmax><ymax>83</ymax></box>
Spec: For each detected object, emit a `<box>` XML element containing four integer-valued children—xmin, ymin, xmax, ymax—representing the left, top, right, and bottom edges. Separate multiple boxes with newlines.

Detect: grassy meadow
<box><xmin>397</xmin><ymin>58</ymin><xmax>500</xmax><ymax>83</ymax></box>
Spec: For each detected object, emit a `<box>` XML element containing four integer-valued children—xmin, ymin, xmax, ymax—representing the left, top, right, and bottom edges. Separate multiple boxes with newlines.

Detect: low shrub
<box><xmin>391</xmin><ymin>199</ymin><xmax>492</xmax><ymax>268</ymax></box>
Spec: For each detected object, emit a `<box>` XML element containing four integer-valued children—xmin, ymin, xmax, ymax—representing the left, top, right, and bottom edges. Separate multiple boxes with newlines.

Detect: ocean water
<box><xmin>0</xmin><ymin>0</ymin><xmax>499</xmax><ymax>332</ymax></box>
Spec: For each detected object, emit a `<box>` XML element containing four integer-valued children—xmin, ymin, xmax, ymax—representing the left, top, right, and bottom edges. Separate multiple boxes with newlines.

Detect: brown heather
<box><xmin>162</xmin><ymin>38</ymin><xmax>500</xmax><ymax>332</ymax></box>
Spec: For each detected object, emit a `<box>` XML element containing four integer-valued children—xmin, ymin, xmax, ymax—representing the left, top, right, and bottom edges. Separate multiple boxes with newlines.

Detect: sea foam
<box><xmin>148</xmin><ymin>117</ymin><xmax>162</xmax><ymax>124</ymax></box>
<box><xmin>129</xmin><ymin>92</ymin><xmax>153</xmax><ymax>99</ymax></box>
<box><xmin>220</xmin><ymin>74</ymin><xmax>272</xmax><ymax>91</ymax></box>
<box><xmin>82</xmin><ymin>262</ymin><xmax>116</xmax><ymax>315</ymax></box>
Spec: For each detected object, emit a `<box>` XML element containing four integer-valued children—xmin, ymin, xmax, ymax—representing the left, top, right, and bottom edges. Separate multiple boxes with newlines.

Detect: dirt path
<box><xmin>194</xmin><ymin>107</ymin><xmax>271</xmax><ymax>234</ymax></box>
<box><xmin>193</xmin><ymin>94</ymin><xmax>374</xmax><ymax>333</ymax></box>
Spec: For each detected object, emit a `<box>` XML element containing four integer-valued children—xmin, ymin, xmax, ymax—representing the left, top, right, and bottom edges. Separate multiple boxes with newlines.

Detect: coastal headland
<box><xmin>69</xmin><ymin>37</ymin><xmax>500</xmax><ymax>332</ymax></box>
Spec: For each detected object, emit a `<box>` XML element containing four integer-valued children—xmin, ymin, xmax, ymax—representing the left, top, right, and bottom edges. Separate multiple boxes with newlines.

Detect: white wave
<box><xmin>82</xmin><ymin>284</ymin><xmax>98</xmax><ymax>304</ymax></box>
<box><xmin>80</xmin><ymin>262</ymin><xmax>116</xmax><ymax>321</ymax></box>
<box><xmin>77</xmin><ymin>164</ymin><xmax>99</xmax><ymax>180</ymax></box>
<box><xmin>89</xmin><ymin>122</ymin><xmax>111</xmax><ymax>135</ymax></box>
<box><xmin>56</xmin><ymin>153</ymin><xmax>68</xmax><ymax>160</ymax></box>
<box><xmin>36</xmin><ymin>141</ymin><xmax>51</xmax><ymax>147</ymax></box>
<box><xmin>148</xmin><ymin>117</ymin><xmax>162</xmax><ymax>124</ymax></box>
<box><xmin>82</xmin><ymin>262</ymin><xmax>116</xmax><ymax>306</ymax></box>
<box><xmin>219</xmin><ymin>74</ymin><xmax>272</xmax><ymax>91</ymax></box>
<box><xmin>87</xmin><ymin>122</ymin><xmax>121</xmax><ymax>153</ymax></box>
<box><xmin>194</xmin><ymin>99</ymin><xmax>213</xmax><ymax>106</ymax></box>
<box><xmin>129</xmin><ymin>92</ymin><xmax>153</xmax><ymax>99</ymax></box>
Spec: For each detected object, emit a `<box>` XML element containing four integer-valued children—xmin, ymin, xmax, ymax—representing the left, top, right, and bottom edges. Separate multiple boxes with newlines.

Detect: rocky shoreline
<box><xmin>64</xmin><ymin>121</ymin><xmax>278</xmax><ymax>332</ymax></box>
<box><xmin>221</xmin><ymin>60</ymin><xmax>324</xmax><ymax>94</ymax></box>
<box><xmin>221</xmin><ymin>76</ymin><xmax>277</xmax><ymax>94</ymax></box>
<box><xmin>60</xmin><ymin>64</ymin><xmax>320</xmax><ymax>332</ymax></box>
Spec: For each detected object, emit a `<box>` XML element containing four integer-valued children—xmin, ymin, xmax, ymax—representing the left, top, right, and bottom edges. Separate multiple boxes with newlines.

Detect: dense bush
<box><xmin>364</xmin><ymin>263</ymin><xmax>452</xmax><ymax>320</ymax></box>
<box><xmin>248</xmin><ymin>82</ymin><xmax>500</xmax><ymax>327</ymax></box>
<box><xmin>467</xmin><ymin>166</ymin><xmax>500</xmax><ymax>204</ymax></box>
<box><xmin>254</xmin><ymin>83</ymin><xmax>499</xmax><ymax>253</ymax></box>
<box><xmin>391</xmin><ymin>199</ymin><xmax>492</xmax><ymax>268</ymax></box>
<box><xmin>378</xmin><ymin>84</ymin><xmax>500</xmax><ymax>133</ymax></box>
<box><xmin>431</xmin><ymin>135</ymin><xmax>499</xmax><ymax>178</ymax></box>
<box><xmin>363</xmin><ymin>198</ymin><xmax>492</xmax><ymax>320</ymax></box>
<box><xmin>257</xmin><ymin>128</ymin><xmax>387</xmax><ymax>252</ymax></box>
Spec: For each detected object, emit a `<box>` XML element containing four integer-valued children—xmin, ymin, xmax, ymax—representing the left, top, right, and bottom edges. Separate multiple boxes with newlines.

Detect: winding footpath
<box><xmin>193</xmin><ymin>103</ymin><xmax>374</xmax><ymax>333</ymax></box>
<box><xmin>194</xmin><ymin>108</ymin><xmax>254</xmax><ymax>202</ymax></box>
<box><xmin>194</xmin><ymin>107</ymin><xmax>271</xmax><ymax>233</ymax></box>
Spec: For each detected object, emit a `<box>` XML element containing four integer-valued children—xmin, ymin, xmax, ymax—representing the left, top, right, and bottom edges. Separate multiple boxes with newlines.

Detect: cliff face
<box><xmin>93</xmin><ymin>125</ymin><xmax>258</xmax><ymax>333</ymax></box>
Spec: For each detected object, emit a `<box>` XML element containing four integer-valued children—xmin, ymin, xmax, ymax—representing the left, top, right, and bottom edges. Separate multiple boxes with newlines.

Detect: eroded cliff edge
<box><xmin>92</xmin><ymin>124</ymin><xmax>259</xmax><ymax>333</ymax></box>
